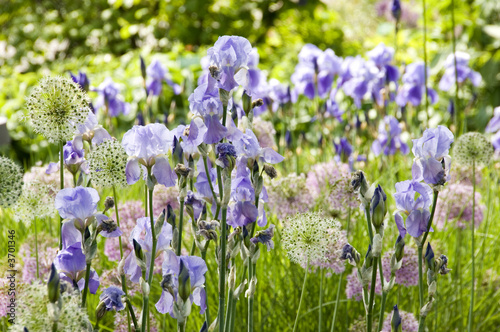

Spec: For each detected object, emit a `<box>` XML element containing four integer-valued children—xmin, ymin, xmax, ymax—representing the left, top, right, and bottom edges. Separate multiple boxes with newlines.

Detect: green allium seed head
<box><xmin>88</xmin><ymin>139</ymin><xmax>128</xmax><ymax>188</ymax></box>
<box><xmin>26</xmin><ymin>76</ymin><xmax>91</xmax><ymax>143</ymax></box>
<box><xmin>12</xmin><ymin>181</ymin><xmax>55</xmax><ymax>226</ymax></box>
<box><xmin>281</xmin><ymin>211</ymin><xmax>343</xmax><ymax>267</ymax></box>
<box><xmin>453</xmin><ymin>132</ymin><xmax>494</xmax><ymax>167</ymax></box>
<box><xmin>0</xmin><ymin>156</ymin><xmax>24</xmax><ymax>208</ymax></box>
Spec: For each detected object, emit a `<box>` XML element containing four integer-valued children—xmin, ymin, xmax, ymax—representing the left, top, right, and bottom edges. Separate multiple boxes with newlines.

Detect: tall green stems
<box><xmin>81</xmin><ymin>262</ymin><xmax>91</xmax><ymax>307</ymax></box>
<box><xmin>468</xmin><ymin>161</ymin><xmax>476</xmax><ymax>332</ymax></box>
<box><xmin>248</xmin><ymin>259</ymin><xmax>254</xmax><ymax>332</ymax></box>
<box><xmin>141</xmin><ymin>269</ymin><xmax>148</xmax><ymax>332</ymax></box>
<box><xmin>201</xmin><ymin>249</ymin><xmax>211</xmax><ymax>328</ymax></box>
<box><xmin>318</xmin><ymin>268</ymin><xmax>324</xmax><ymax>332</ymax></box>
<box><xmin>330</xmin><ymin>272</ymin><xmax>344</xmax><ymax>332</ymax></box>
<box><xmin>366</xmin><ymin>257</ymin><xmax>378</xmax><ymax>332</ymax></box>
<box><xmin>218</xmin><ymin>207</ymin><xmax>228</xmax><ymax>332</ymax></box>
<box><xmin>34</xmin><ymin>218</ymin><xmax>39</xmax><ymax>279</ymax></box>
<box><xmin>451</xmin><ymin>0</ymin><xmax>460</xmax><ymax>133</ymax></box>
<box><xmin>122</xmin><ymin>275</ymin><xmax>138</xmax><ymax>331</ymax></box>
<box><xmin>422</xmin><ymin>0</ymin><xmax>429</xmax><ymax>121</ymax></box>
<box><xmin>59</xmin><ymin>141</ymin><xmax>64</xmax><ymax>250</ymax></box>
<box><xmin>418</xmin><ymin>191</ymin><xmax>439</xmax><ymax>327</ymax></box>
<box><xmin>292</xmin><ymin>259</ymin><xmax>309</xmax><ymax>332</ymax></box>
<box><xmin>377</xmin><ymin>260</ymin><xmax>388</xmax><ymax>332</ymax></box>
<box><xmin>177</xmin><ymin>199</ymin><xmax>185</xmax><ymax>255</ymax></box>
<box><xmin>113</xmin><ymin>186</ymin><xmax>124</xmax><ymax>258</ymax></box>
<box><xmin>178</xmin><ymin>321</ymin><xmax>186</xmax><ymax>332</ymax></box>
<box><xmin>364</xmin><ymin>207</ymin><xmax>374</xmax><ymax>244</ymax></box>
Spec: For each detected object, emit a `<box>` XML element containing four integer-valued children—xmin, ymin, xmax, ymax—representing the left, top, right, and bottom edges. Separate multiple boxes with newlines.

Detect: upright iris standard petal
<box><xmin>396</xmin><ymin>62</ymin><xmax>438</xmax><ymax>107</ymax></box>
<box><xmin>55</xmin><ymin>186</ymin><xmax>100</xmax><ymax>221</ymax></box>
<box><xmin>94</xmin><ymin>78</ymin><xmax>130</xmax><ymax>117</ymax></box>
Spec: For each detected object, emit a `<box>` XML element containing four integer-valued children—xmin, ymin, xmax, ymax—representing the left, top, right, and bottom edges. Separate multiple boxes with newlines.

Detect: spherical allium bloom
<box><xmin>453</xmin><ymin>132</ymin><xmax>494</xmax><ymax>167</ymax></box>
<box><xmin>266</xmin><ymin>173</ymin><xmax>314</xmax><ymax>220</ymax></box>
<box><xmin>88</xmin><ymin>139</ymin><xmax>128</xmax><ymax>188</ymax></box>
<box><xmin>100</xmin><ymin>286</ymin><xmax>125</xmax><ymax>312</ymax></box>
<box><xmin>325</xmin><ymin>172</ymin><xmax>359</xmax><ymax>218</ymax></box>
<box><xmin>207</xmin><ymin>35</ymin><xmax>253</xmax><ymax>92</ymax></box>
<box><xmin>9</xmin><ymin>282</ymin><xmax>92</xmax><ymax>332</ymax></box>
<box><xmin>12</xmin><ymin>181</ymin><xmax>55</xmax><ymax>227</ymax></box>
<box><xmin>122</xmin><ymin>123</ymin><xmax>176</xmax><ymax>187</ymax></box>
<box><xmin>94</xmin><ymin>77</ymin><xmax>130</xmax><ymax>117</ymax></box>
<box><xmin>439</xmin><ymin>51</ymin><xmax>481</xmax><ymax>91</ymax></box>
<box><xmin>0</xmin><ymin>156</ymin><xmax>24</xmax><ymax>208</ymax></box>
<box><xmin>372</xmin><ymin>115</ymin><xmax>409</xmax><ymax>156</ymax></box>
<box><xmin>313</xmin><ymin>229</ymin><xmax>348</xmax><ymax>274</ymax></box>
<box><xmin>19</xmin><ymin>234</ymin><xmax>58</xmax><ymax>283</ymax></box>
<box><xmin>146</xmin><ymin>59</ymin><xmax>182</xmax><ymax>96</ymax></box>
<box><xmin>153</xmin><ymin>185</ymin><xmax>180</xmax><ymax>217</ymax></box>
<box><xmin>381</xmin><ymin>309</ymin><xmax>419</xmax><ymax>332</ymax></box>
<box><xmin>345</xmin><ymin>268</ymin><xmax>382</xmax><ymax>301</ymax></box>
<box><xmin>281</xmin><ymin>211</ymin><xmax>343</xmax><ymax>269</ymax></box>
<box><xmin>349</xmin><ymin>316</ymin><xmax>379</xmax><ymax>332</ymax></box>
<box><xmin>382</xmin><ymin>247</ymin><xmax>419</xmax><ymax>287</ymax></box>
<box><xmin>114</xmin><ymin>310</ymin><xmax>158</xmax><ymax>332</ymax></box>
<box><xmin>411</xmin><ymin>126</ymin><xmax>454</xmax><ymax>186</ymax></box>
<box><xmin>23</xmin><ymin>165</ymin><xmax>73</xmax><ymax>193</ymax></box>
<box><xmin>54</xmin><ymin>242</ymin><xmax>100</xmax><ymax>293</ymax></box>
<box><xmin>396</xmin><ymin>62</ymin><xmax>438</xmax><ymax>107</ymax></box>
<box><xmin>434</xmin><ymin>183</ymin><xmax>485</xmax><ymax>230</ymax></box>
<box><xmin>155</xmin><ymin>250</ymin><xmax>208</xmax><ymax>317</ymax></box>
<box><xmin>252</xmin><ymin>117</ymin><xmax>276</xmax><ymax>149</ymax></box>
<box><xmin>26</xmin><ymin>76</ymin><xmax>91</xmax><ymax>143</ymax></box>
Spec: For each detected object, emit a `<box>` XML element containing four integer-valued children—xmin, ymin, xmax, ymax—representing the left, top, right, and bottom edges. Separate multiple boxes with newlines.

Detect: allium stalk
<box><xmin>292</xmin><ymin>259</ymin><xmax>309</xmax><ymax>332</ymax></box>
<box><xmin>422</xmin><ymin>0</ymin><xmax>429</xmax><ymax>121</ymax></box>
<box><xmin>59</xmin><ymin>141</ymin><xmax>64</xmax><ymax>249</ymax></box>
<box><xmin>451</xmin><ymin>0</ymin><xmax>460</xmax><ymax>133</ymax></box>
<box><xmin>218</xmin><ymin>207</ymin><xmax>228</xmax><ymax>332</ymax></box>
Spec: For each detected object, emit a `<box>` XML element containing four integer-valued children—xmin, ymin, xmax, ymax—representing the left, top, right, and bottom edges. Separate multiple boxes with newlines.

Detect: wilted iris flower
<box><xmin>94</xmin><ymin>78</ymin><xmax>130</xmax><ymax>117</ymax></box>
<box><xmin>411</xmin><ymin>126</ymin><xmax>454</xmax><ymax>185</ymax></box>
<box><xmin>438</xmin><ymin>52</ymin><xmax>481</xmax><ymax>91</ymax></box>
<box><xmin>371</xmin><ymin>116</ymin><xmax>409</xmax><ymax>156</ymax></box>
<box><xmin>396</xmin><ymin>62</ymin><xmax>438</xmax><ymax>107</ymax></box>
<box><xmin>99</xmin><ymin>286</ymin><xmax>125</xmax><ymax>312</ymax></box>
<box><xmin>155</xmin><ymin>250</ymin><xmax>207</xmax><ymax>317</ymax></box>
<box><xmin>146</xmin><ymin>59</ymin><xmax>182</xmax><ymax>96</ymax></box>
<box><xmin>122</xmin><ymin>123</ymin><xmax>177</xmax><ymax>187</ymax></box>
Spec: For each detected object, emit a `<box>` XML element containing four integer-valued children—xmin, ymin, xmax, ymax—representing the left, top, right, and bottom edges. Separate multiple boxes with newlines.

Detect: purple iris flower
<box><xmin>56</xmin><ymin>186</ymin><xmax>122</xmax><ymax>248</ymax></box>
<box><xmin>54</xmin><ymin>242</ymin><xmax>100</xmax><ymax>293</ymax></box>
<box><xmin>486</xmin><ymin>107</ymin><xmax>500</xmax><ymax>133</ymax></box>
<box><xmin>207</xmin><ymin>36</ymin><xmax>253</xmax><ymax>91</ymax></box>
<box><xmin>185</xmin><ymin>191</ymin><xmax>205</xmax><ymax>220</ymax></box>
<box><xmin>175</xmin><ymin>118</ymin><xmax>208</xmax><ymax>156</ymax></box>
<box><xmin>291</xmin><ymin>44</ymin><xmax>324</xmax><ymax>100</ymax></box>
<box><xmin>268</xmin><ymin>79</ymin><xmax>291</xmax><ymax>112</ymax></box>
<box><xmin>391</xmin><ymin>0</ymin><xmax>402</xmax><ymax>21</ymax></box>
<box><xmin>393</xmin><ymin>180</ymin><xmax>434</xmax><ymax>238</ymax></box>
<box><xmin>146</xmin><ymin>59</ymin><xmax>182</xmax><ymax>96</ymax></box>
<box><xmin>438</xmin><ymin>52</ymin><xmax>481</xmax><ymax>91</ymax></box>
<box><xmin>233</xmin><ymin>129</ymin><xmax>284</xmax><ymax>164</ymax></box>
<box><xmin>195</xmin><ymin>158</ymin><xmax>219</xmax><ymax>200</ymax></box>
<box><xmin>325</xmin><ymin>93</ymin><xmax>344</xmax><ymax>121</ymax></box>
<box><xmin>395</xmin><ymin>62</ymin><xmax>438</xmax><ymax>107</ymax></box>
<box><xmin>333</xmin><ymin>137</ymin><xmax>353</xmax><ymax>162</ymax></box>
<box><xmin>123</xmin><ymin>217</ymin><xmax>173</xmax><ymax>283</ymax></box>
<box><xmin>155</xmin><ymin>250</ymin><xmax>207</xmax><ymax>317</ymax></box>
<box><xmin>46</xmin><ymin>140</ymin><xmax>88</xmax><ymax>175</ymax></box>
<box><xmin>94</xmin><ymin>78</ymin><xmax>130</xmax><ymax>117</ymax></box>
<box><xmin>229</xmin><ymin>174</ymin><xmax>258</xmax><ymax>227</ymax></box>
<box><xmin>72</xmin><ymin>110</ymin><xmax>111</xmax><ymax>150</ymax></box>
<box><xmin>216</xmin><ymin>143</ymin><xmax>237</xmax><ymax>168</ymax></box>
<box><xmin>371</xmin><ymin>116</ymin><xmax>409</xmax><ymax>156</ymax></box>
<box><xmin>70</xmin><ymin>71</ymin><xmax>90</xmax><ymax>92</ymax></box>
<box><xmin>339</xmin><ymin>56</ymin><xmax>382</xmax><ymax>108</ymax></box>
<box><xmin>122</xmin><ymin>124</ymin><xmax>177</xmax><ymax>187</ymax></box>
<box><xmin>367</xmin><ymin>43</ymin><xmax>399</xmax><ymax>84</ymax></box>
<box><xmin>188</xmin><ymin>83</ymin><xmax>228</xmax><ymax>144</ymax></box>
<box><xmin>100</xmin><ymin>286</ymin><xmax>125</xmax><ymax>311</ymax></box>
<box><xmin>250</xmin><ymin>224</ymin><xmax>275</xmax><ymax>251</ymax></box>
<box><xmin>246</xmin><ymin>48</ymin><xmax>266</xmax><ymax>96</ymax></box>
<box><xmin>411</xmin><ymin>126</ymin><xmax>454</xmax><ymax>185</ymax></box>
<box><xmin>317</xmin><ymin>49</ymin><xmax>342</xmax><ymax>98</ymax></box>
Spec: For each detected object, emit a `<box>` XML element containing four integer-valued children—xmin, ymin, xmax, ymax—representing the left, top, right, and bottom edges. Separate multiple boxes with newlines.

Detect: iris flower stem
<box><xmin>177</xmin><ymin>199</ymin><xmax>185</xmax><ymax>256</ymax></box>
<box><xmin>366</xmin><ymin>258</ymin><xmax>378</xmax><ymax>332</ymax></box>
<box><xmin>81</xmin><ymin>262</ymin><xmax>91</xmax><ymax>307</ymax></box>
<box><xmin>378</xmin><ymin>288</ymin><xmax>388</xmax><ymax>332</ymax></box>
<box><xmin>451</xmin><ymin>0</ymin><xmax>460</xmax><ymax>133</ymax></box>
<box><xmin>229</xmin><ymin>292</ymin><xmax>237</xmax><ymax>332</ymax></box>
<box><xmin>364</xmin><ymin>207</ymin><xmax>374</xmax><ymax>245</ymax></box>
<box><xmin>422</xmin><ymin>0</ymin><xmax>429</xmax><ymax>123</ymax></box>
<box><xmin>178</xmin><ymin>320</ymin><xmax>186</xmax><ymax>332</ymax></box>
<box><xmin>293</xmin><ymin>259</ymin><xmax>309</xmax><ymax>332</ymax></box>
<box><xmin>418</xmin><ymin>191</ymin><xmax>439</xmax><ymax>327</ymax></box>
<box><xmin>248</xmin><ymin>261</ymin><xmax>254</xmax><ymax>332</ymax></box>
<box><xmin>225</xmin><ymin>289</ymin><xmax>234</xmax><ymax>332</ymax></box>
<box><xmin>113</xmin><ymin>185</ymin><xmax>124</xmax><ymax>259</ymax></box>
<box><xmin>141</xmin><ymin>269</ymin><xmax>148</xmax><ymax>332</ymax></box>
<box><xmin>330</xmin><ymin>271</ymin><xmax>344</xmax><ymax>332</ymax></box>
<box><xmin>218</xmin><ymin>207</ymin><xmax>228</xmax><ymax>332</ymax></box>
<box><xmin>203</xmin><ymin>155</ymin><xmax>219</xmax><ymax>206</ymax></box>
<box><xmin>122</xmin><ymin>275</ymin><xmax>139</xmax><ymax>331</ymax></box>
<box><xmin>34</xmin><ymin>218</ymin><xmax>39</xmax><ymax>279</ymax></box>
<box><xmin>468</xmin><ymin>161</ymin><xmax>476</xmax><ymax>332</ymax></box>
<box><xmin>59</xmin><ymin>141</ymin><xmax>64</xmax><ymax>250</ymax></box>
<box><xmin>202</xmin><ymin>249</ymin><xmax>211</xmax><ymax>327</ymax></box>
<box><xmin>144</xmin><ymin>171</ymin><xmax>157</xmax><ymax>332</ymax></box>
<box><xmin>318</xmin><ymin>268</ymin><xmax>324</xmax><ymax>332</ymax></box>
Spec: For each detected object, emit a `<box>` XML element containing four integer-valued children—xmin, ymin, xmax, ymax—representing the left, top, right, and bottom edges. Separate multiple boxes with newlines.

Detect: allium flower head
<box><xmin>26</xmin><ymin>76</ymin><xmax>91</xmax><ymax>142</ymax></box>
<box><xmin>12</xmin><ymin>181</ymin><xmax>55</xmax><ymax>227</ymax></box>
<box><xmin>452</xmin><ymin>132</ymin><xmax>493</xmax><ymax>167</ymax></box>
<box><xmin>266</xmin><ymin>173</ymin><xmax>314</xmax><ymax>220</ymax></box>
<box><xmin>9</xmin><ymin>282</ymin><xmax>92</xmax><ymax>332</ymax></box>
<box><xmin>88</xmin><ymin>139</ymin><xmax>128</xmax><ymax>188</ymax></box>
<box><xmin>382</xmin><ymin>247</ymin><xmax>419</xmax><ymax>287</ymax></box>
<box><xmin>0</xmin><ymin>156</ymin><xmax>24</xmax><ymax>208</ymax></box>
<box><xmin>281</xmin><ymin>211</ymin><xmax>343</xmax><ymax>268</ymax></box>
<box><xmin>435</xmin><ymin>183</ymin><xmax>484</xmax><ymax>230</ymax></box>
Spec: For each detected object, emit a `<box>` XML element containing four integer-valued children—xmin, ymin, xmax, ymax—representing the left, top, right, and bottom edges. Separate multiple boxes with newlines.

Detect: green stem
<box><xmin>225</xmin><ymin>289</ymin><xmax>234</xmax><ymax>332</ymax></box>
<box><xmin>93</xmin><ymin>319</ymin><xmax>100</xmax><ymax>331</ymax></box>
<box><xmin>203</xmin><ymin>155</ymin><xmax>219</xmax><ymax>206</ymax></box>
<box><xmin>147</xmin><ymin>177</ymin><xmax>156</xmax><ymax>285</ymax></box>
<box><xmin>202</xmin><ymin>249</ymin><xmax>211</xmax><ymax>327</ymax></box>
<box><xmin>81</xmin><ymin>262</ymin><xmax>91</xmax><ymax>307</ymax></box>
<box><xmin>451</xmin><ymin>0</ymin><xmax>460</xmax><ymax>133</ymax></box>
<box><xmin>364</xmin><ymin>207</ymin><xmax>373</xmax><ymax>245</ymax></box>
<box><xmin>218</xmin><ymin>207</ymin><xmax>228</xmax><ymax>332</ymax></box>
<box><xmin>141</xmin><ymin>269</ymin><xmax>148</xmax><ymax>332</ymax></box>
<box><xmin>113</xmin><ymin>185</ymin><xmax>124</xmax><ymax>259</ymax></box>
<box><xmin>422</xmin><ymin>0</ymin><xmax>429</xmax><ymax>123</ymax></box>
<box><xmin>366</xmin><ymin>258</ymin><xmax>378</xmax><ymax>332</ymax></box>
<box><xmin>292</xmin><ymin>259</ymin><xmax>309</xmax><ymax>332</ymax></box>
<box><xmin>377</xmin><ymin>256</ymin><xmax>387</xmax><ymax>332</ymax></box>
<box><xmin>468</xmin><ymin>162</ymin><xmax>476</xmax><ymax>332</ymax></box>
<box><xmin>52</xmin><ymin>321</ymin><xmax>58</xmax><ymax>332</ymax></box>
<box><xmin>248</xmin><ymin>261</ymin><xmax>254</xmax><ymax>332</ymax></box>
<box><xmin>34</xmin><ymin>218</ymin><xmax>39</xmax><ymax>280</ymax></box>
<box><xmin>177</xmin><ymin>199</ymin><xmax>185</xmax><ymax>256</ymax></box>
<box><xmin>318</xmin><ymin>268</ymin><xmax>323</xmax><ymax>332</ymax></box>
<box><xmin>178</xmin><ymin>320</ymin><xmax>186</xmax><ymax>332</ymax></box>
<box><xmin>121</xmin><ymin>274</ymin><xmax>138</xmax><ymax>331</ymax></box>
<box><xmin>330</xmin><ymin>271</ymin><xmax>344</xmax><ymax>332</ymax></box>
<box><xmin>59</xmin><ymin>141</ymin><xmax>64</xmax><ymax>250</ymax></box>
<box><xmin>144</xmin><ymin>184</ymin><xmax>148</xmax><ymax>217</ymax></box>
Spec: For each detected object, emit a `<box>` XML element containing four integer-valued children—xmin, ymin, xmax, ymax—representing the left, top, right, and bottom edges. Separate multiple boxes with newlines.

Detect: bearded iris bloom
<box><xmin>99</xmin><ymin>286</ymin><xmax>125</xmax><ymax>312</ymax></box>
<box><xmin>146</xmin><ymin>59</ymin><xmax>182</xmax><ymax>96</ymax></box>
<box><xmin>396</xmin><ymin>62</ymin><xmax>438</xmax><ymax>107</ymax></box>
<box><xmin>371</xmin><ymin>116</ymin><xmax>409</xmax><ymax>156</ymax></box>
<box><xmin>46</xmin><ymin>140</ymin><xmax>88</xmax><ymax>175</ymax></box>
<box><xmin>439</xmin><ymin>52</ymin><xmax>481</xmax><ymax>91</ymax></box>
<box><xmin>94</xmin><ymin>78</ymin><xmax>130</xmax><ymax>117</ymax></box>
